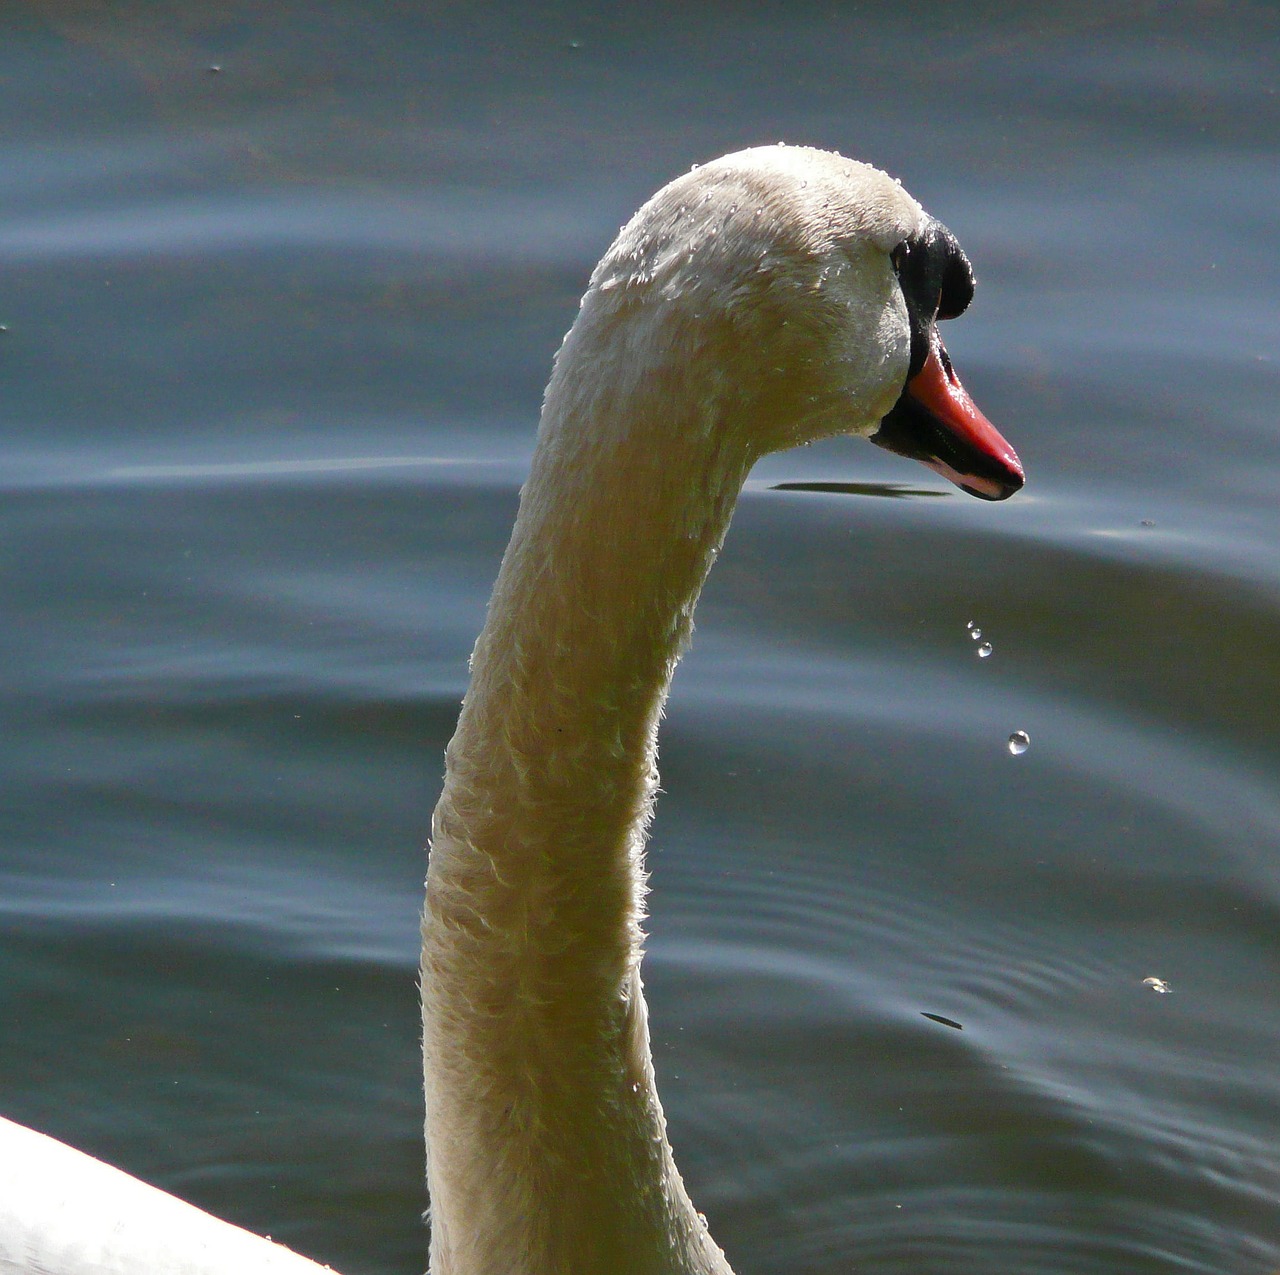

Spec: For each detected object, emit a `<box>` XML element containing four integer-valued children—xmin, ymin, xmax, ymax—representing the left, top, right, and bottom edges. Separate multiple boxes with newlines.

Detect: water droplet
<box><xmin>977</xmin><ymin>642</ymin><xmax>993</xmax><ymax>658</ymax></box>
<box><xmin>1007</xmin><ymin>730</ymin><xmax>1030</xmax><ymax>756</ymax></box>
<box><xmin>969</xmin><ymin>627</ymin><xmax>983</xmax><ymax>641</ymax></box>
<box><xmin>1142</xmin><ymin>976</ymin><xmax>1172</xmax><ymax>994</ymax></box>
<box><xmin>965</xmin><ymin>620</ymin><xmax>976</xmax><ymax>630</ymax></box>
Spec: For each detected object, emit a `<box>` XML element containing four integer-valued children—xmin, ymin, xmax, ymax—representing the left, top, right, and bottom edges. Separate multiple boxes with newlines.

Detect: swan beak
<box><xmin>871</xmin><ymin>335</ymin><xmax>1024</xmax><ymax>501</ymax></box>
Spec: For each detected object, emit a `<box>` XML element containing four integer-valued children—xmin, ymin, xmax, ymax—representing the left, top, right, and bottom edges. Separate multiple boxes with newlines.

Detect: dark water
<box><xmin>3</xmin><ymin>3</ymin><xmax>1279</xmax><ymax>1272</ymax></box>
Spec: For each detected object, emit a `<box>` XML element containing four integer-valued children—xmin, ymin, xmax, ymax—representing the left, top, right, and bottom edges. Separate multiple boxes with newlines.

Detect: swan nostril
<box><xmin>936</xmin><ymin>341</ymin><xmax>960</xmax><ymax>387</ymax></box>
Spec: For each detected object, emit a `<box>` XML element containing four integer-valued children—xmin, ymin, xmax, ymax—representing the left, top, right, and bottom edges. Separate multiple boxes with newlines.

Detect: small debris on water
<box><xmin>1142</xmin><ymin>976</ymin><xmax>1172</xmax><ymax>994</ymax></box>
<box><xmin>1007</xmin><ymin>730</ymin><xmax>1030</xmax><ymax>756</ymax></box>
<box><xmin>922</xmin><ymin>1012</ymin><xmax>963</xmax><ymax>1030</ymax></box>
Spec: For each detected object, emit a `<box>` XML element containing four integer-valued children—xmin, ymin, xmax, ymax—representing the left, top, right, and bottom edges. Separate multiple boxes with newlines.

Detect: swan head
<box><xmin>578</xmin><ymin>144</ymin><xmax>1023</xmax><ymax>500</ymax></box>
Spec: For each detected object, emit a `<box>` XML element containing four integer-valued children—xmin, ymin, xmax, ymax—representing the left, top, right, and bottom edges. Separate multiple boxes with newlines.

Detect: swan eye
<box><xmin>892</xmin><ymin>220</ymin><xmax>975</xmax><ymax>377</ymax></box>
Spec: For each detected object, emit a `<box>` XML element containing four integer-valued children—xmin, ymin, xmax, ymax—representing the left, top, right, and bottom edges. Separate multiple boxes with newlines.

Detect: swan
<box><xmin>0</xmin><ymin>144</ymin><xmax>1021</xmax><ymax>1275</ymax></box>
<box><xmin>425</xmin><ymin>143</ymin><xmax>1021</xmax><ymax>1274</ymax></box>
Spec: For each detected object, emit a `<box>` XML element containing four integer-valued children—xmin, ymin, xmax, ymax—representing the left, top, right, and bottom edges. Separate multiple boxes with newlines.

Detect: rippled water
<box><xmin>3</xmin><ymin>4</ymin><xmax>1279</xmax><ymax>1273</ymax></box>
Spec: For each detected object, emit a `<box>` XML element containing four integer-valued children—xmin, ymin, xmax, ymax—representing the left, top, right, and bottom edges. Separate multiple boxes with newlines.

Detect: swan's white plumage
<box><xmin>0</xmin><ymin>1115</ymin><xmax>333</xmax><ymax>1273</ymax></box>
<box><xmin>423</xmin><ymin>146</ymin><xmax>931</xmax><ymax>1275</ymax></box>
<box><xmin>0</xmin><ymin>145</ymin><xmax>1000</xmax><ymax>1275</ymax></box>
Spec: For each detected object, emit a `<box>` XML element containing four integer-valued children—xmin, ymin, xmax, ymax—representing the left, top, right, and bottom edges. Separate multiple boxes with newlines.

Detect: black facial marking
<box><xmin>890</xmin><ymin>217</ymin><xmax>976</xmax><ymax>377</ymax></box>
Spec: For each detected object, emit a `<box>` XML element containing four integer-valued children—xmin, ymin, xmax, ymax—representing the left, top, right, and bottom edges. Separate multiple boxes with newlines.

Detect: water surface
<box><xmin>2</xmin><ymin>4</ymin><xmax>1278</xmax><ymax>1273</ymax></box>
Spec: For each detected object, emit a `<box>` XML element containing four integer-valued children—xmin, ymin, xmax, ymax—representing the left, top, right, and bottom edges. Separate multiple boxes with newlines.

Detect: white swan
<box><xmin>423</xmin><ymin>144</ymin><xmax>1020</xmax><ymax>1275</ymax></box>
<box><xmin>0</xmin><ymin>145</ymin><xmax>1021</xmax><ymax>1275</ymax></box>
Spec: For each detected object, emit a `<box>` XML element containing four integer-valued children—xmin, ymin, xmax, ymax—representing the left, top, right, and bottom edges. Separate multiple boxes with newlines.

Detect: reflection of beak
<box><xmin>871</xmin><ymin>333</ymin><xmax>1024</xmax><ymax>501</ymax></box>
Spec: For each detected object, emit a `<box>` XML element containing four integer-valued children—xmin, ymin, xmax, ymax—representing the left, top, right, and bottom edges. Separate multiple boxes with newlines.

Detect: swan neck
<box><xmin>423</xmin><ymin>314</ymin><xmax>746</xmax><ymax>1275</ymax></box>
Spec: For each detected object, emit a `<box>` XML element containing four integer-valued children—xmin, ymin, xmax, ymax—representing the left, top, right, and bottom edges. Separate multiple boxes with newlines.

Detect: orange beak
<box><xmin>871</xmin><ymin>334</ymin><xmax>1024</xmax><ymax>501</ymax></box>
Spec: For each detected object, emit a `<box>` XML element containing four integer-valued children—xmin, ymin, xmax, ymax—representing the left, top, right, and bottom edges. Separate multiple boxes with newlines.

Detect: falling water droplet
<box><xmin>1007</xmin><ymin>730</ymin><xmax>1030</xmax><ymax>756</ymax></box>
<box><xmin>969</xmin><ymin>627</ymin><xmax>983</xmax><ymax>641</ymax></box>
<box><xmin>965</xmin><ymin>620</ymin><xmax>976</xmax><ymax>630</ymax></box>
<box><xmin>1142</xmin><ymin>976</ymin><xmax>1172</xmax><ymax>994</ymax></box>
<box><xmin>978</xmin><ymin>642</ymin><xmax>993</xmax><ymax>658</ymax></box>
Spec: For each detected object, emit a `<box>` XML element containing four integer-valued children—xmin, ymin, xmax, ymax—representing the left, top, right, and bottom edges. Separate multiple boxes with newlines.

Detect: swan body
<box><xmin>0</xmin><ymin>145</ymin><xmax>1020</xmax><ymax>1274</ymax></box>
<box><xmin>0</xmin><ymin>1114</ymin><xmax>332</xmax><ymax>1273</ymax></box>
<box><xmin>422</xmin><ymin>145</ymin><xmax>1021</xmax><ymax>1275</ymax></box>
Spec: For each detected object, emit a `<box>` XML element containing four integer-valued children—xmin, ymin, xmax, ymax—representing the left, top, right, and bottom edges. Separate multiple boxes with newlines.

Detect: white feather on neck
<box><xmin>422</xmin><ymin>146</ymin><xmax>926</xmax><ymax>1275</ymax></box>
